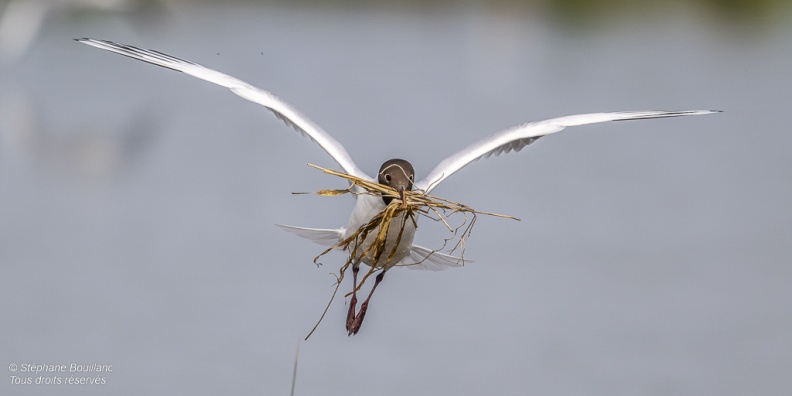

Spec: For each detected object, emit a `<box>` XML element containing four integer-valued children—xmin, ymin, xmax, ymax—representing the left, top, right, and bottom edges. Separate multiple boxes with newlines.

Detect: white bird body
<box><xmin>77</xmin><ymin>38</ymin><xmax>719</xmax><ymax>333</ymax></box>
<box><xmin>343</xmin><ymin>194</ymin><xmax>417</xmax><ymax>269</ymax></box>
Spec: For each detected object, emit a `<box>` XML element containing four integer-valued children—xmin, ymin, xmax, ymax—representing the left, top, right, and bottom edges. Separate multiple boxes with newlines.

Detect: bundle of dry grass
<box><xmin>300</xmin><ymin>164</ymin><xmax>518</xmax><ymax>339</ymax></box>
<box><xmin>308</xmin><ymin>163</ymin><xmax>518</xmax><ymax>265</ymax></box>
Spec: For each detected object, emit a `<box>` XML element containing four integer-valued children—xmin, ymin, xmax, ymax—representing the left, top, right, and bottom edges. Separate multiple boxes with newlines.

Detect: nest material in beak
<box><xmin>300</xmin><ymin>163</ymin><xmax>519</xmax><ymax>339</ymax></box>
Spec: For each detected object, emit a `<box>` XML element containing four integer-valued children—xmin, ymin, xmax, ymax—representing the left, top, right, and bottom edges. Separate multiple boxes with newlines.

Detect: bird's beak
<box><xmin>398</xmin><ymin>187</ymin><xmax>406</xmax><ymax>205</ymax></box>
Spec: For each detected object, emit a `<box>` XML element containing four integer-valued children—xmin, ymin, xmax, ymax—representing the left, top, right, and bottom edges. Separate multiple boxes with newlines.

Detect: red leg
<box><xmin>345</xmin><ymin>263</ymin><xmax>360</xmax><ymax>334</ymax></box>
<box><xmin>348</xmin><ymin>270</ymin><xmax>386</xmax><ymax>335</ymax></box>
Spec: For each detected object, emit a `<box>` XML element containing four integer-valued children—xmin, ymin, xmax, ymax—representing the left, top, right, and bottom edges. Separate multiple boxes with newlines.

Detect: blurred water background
<box><xmin>1</xmin><ymin>0</ymin><xmax>791</xmax><ymax>395</ymax></box>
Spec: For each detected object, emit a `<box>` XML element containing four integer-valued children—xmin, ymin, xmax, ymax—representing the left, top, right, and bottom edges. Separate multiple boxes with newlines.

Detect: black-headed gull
<box><xmin>77</xmin><ymin>38</ymin><xmax>719</xmax><ymax>334</ymax></box>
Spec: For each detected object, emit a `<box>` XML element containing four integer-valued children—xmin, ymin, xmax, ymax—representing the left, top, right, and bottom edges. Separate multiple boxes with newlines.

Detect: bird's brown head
<box><xmin>378</xmin><ymin>159</ymin><xmax>414</xmax><ymax>205</ymax></box>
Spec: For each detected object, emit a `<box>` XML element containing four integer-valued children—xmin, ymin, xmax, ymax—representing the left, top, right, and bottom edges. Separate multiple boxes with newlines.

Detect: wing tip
<box><xmin>610</xmin><ymin>109</ymin><xmax>723</xmax><ymax>122</ymax></box>
<box><xmin>684</xmin><ymin>109</ymin><xmax>723</xmax><ymax>115</ymax></box>
<box><xmin>75</xmin><ymin>38</ymin><xmax>106</xmax><ymax>46</ymax></box>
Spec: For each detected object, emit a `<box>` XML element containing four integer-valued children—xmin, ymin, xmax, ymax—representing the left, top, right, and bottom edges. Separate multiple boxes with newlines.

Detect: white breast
<box><xmin>343</xmin><ymin>194</ymin><xmax>417</xmax><ymax>269</ymax></box>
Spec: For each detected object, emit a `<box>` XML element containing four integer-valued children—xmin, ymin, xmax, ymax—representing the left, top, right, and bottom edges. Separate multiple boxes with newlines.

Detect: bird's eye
<box><xmin>409</xmin><ymin>174</ymin><xmax>414</xmax><ymax>181</ymax></box>
<box><xmin>385</xmin><ymin>174</ymin><xmax>392</xmax><ymax>182</ymax></box>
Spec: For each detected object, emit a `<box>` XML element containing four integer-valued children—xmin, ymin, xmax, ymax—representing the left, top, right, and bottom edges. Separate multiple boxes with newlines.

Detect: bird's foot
<box><xmin>345</xmin><ymin>293</ymin><xmax>358</xmax><ymax>334</ymax></box>
<box><xmin>347</xmin><ymin>300</ymin><xmax>370</xmax><ymax>336</ymax></box>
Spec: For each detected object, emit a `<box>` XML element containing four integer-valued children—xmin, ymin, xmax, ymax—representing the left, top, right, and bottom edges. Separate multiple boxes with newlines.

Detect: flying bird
<box><xmin>77</xmin><ymin>38</ymin><xmax>719</xmax><ymax>335</ymax></box>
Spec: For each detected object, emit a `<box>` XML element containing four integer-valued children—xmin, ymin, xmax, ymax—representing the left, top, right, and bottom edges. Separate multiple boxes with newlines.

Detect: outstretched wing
<box><xmin>276</xmin><ymin>224</ymin><xmax>345</xmax><ymax>246</ymax></box>
<box><xmin>77</xmin><ymin>38</ymin><xmax>372</xmax><ymax>181</ymax></box>
<box><xmin>415</xmin><ymin>110</ymin><xmax>719</xmax><ymax>193</ymax></box>
<box><xmin>396</xmin><ymin>244</ymin><xmax>469</xmax><ymax>271</ymax></box>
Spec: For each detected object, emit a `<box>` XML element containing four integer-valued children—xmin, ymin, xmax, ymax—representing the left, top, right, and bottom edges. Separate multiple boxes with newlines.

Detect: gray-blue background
<box><xmin>2</xmin><ymin>1</ymin><xmax>790</xmax><ymax>395</ymax></box>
